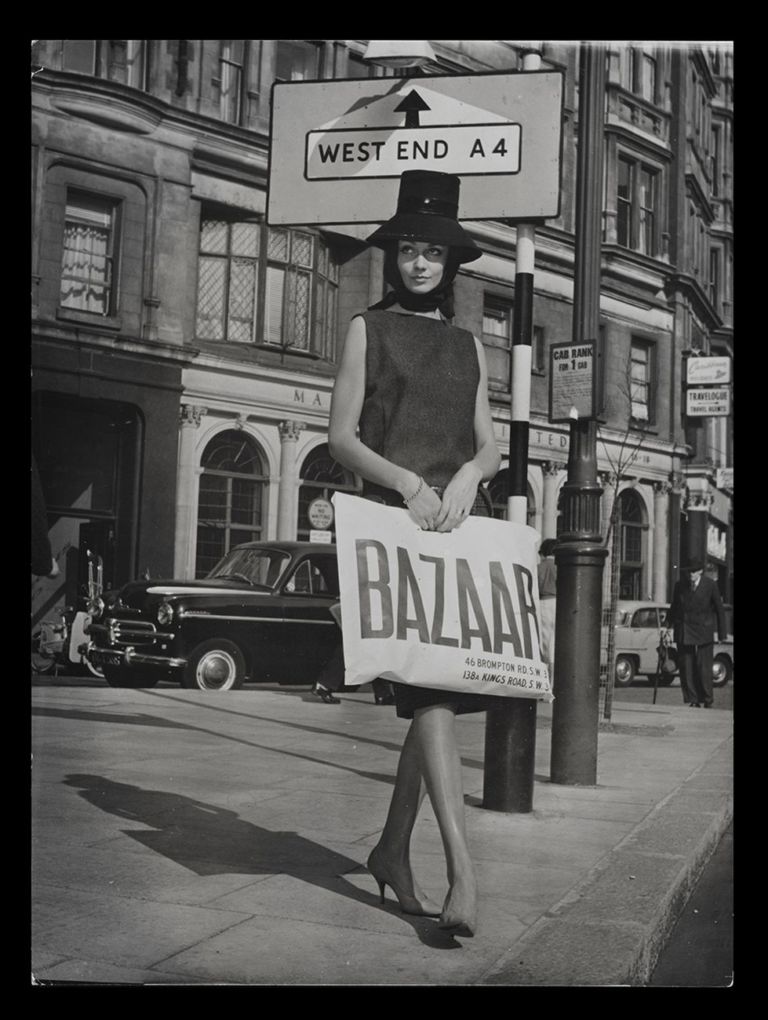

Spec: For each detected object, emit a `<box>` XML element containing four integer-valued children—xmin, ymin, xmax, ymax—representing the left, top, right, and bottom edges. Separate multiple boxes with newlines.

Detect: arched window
<box><xmin>618</xmin><ymin>489</ymin><xmax>647</xmax><ymax>599</ymax></box>
<box><xmin>195</xmin><ymin>430</ymin><xmax>268</xmax><ymax>577</ymax></box>
<box><xmin>488</xmin><ymin>469</ymin><xmax>536</xmax><ymax>528</ymax></box>
<box><xmin>298</xmin><ymin>444</ymin><xmax>359</xmax><ymax>541</ymax></box>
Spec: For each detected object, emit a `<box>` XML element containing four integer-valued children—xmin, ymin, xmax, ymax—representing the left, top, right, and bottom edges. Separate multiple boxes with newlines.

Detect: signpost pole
<box><xmin>481</xmin><ymin>46</ymin><xmax>541</xmax><ymax>815</ymax></box>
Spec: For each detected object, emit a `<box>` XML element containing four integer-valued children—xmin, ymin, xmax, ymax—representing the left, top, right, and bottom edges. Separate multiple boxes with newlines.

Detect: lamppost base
<box><xmin>482</xmin><ymin>698</ymin><xmax>537</xmax><ymax>813</ymax></box>
<box><xmin>549</xmin><ymin>539</ymin><xmax>607</xmax><ymax>787</ymax></box>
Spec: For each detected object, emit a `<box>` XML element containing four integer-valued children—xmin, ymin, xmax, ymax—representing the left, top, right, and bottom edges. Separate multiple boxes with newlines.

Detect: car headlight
<box><xmin>157</xmin><ymin>601</ymin><xmax>174</xmax><ymax>626</ymax></box>
<box><xmin>87</xmin><ymin>597</ymin><xmax>105</xmax><ymax>619</ymax></box>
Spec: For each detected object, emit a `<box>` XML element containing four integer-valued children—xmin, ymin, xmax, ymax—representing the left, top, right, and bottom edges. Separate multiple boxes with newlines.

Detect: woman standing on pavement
<box><xmin>328</xmin><ymin>170</ymin><xmax>501</xmax><ymax>937</ymax></box>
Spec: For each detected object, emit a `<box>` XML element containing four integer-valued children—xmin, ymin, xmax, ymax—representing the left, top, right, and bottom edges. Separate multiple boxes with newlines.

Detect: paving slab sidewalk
<box><xmin>31</xmin><ymin>684</ymin><xmax>733</xmax><ymax>986</ymax></box>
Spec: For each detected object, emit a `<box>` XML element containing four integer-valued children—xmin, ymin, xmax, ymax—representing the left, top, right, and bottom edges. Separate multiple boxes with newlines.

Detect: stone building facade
<box><xmin>31</xmin><ymin>40</ymin><xmax>733</xmax><ymax>630</ymax></box>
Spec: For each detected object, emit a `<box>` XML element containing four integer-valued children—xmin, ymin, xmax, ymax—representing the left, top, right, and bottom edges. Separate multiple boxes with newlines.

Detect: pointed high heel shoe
<box><xmin>438</xmin><ymin>883</ymin><xmax>477</xmax><ymax>937</ymax></box>
<box><xmin>311</xmin><ymin>683</ymin><xmax>340</xmax><ymax>704</ymax></box>
<box><xmin>366</xmin><ymin>850</ymin><xmax>441</xmax><ymax>918</ymax></box>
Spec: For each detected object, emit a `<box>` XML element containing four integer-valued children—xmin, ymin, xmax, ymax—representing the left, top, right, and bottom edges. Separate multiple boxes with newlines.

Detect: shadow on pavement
<box><xmin>61</xmin><ymin>773</ymin><xmax>463</xmax><ymax>951</ymax></box>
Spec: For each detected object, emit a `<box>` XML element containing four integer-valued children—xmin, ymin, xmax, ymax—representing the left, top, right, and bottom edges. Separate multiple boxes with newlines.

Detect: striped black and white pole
<box><xmin>507</xmin><ymin>227</ymin><xmax>535</xmax><ymax>525</ymax></box>
<box><xmin>482</xmin><ymin>46</ymin><xmax>541</xmax><ymax>815</ymax></box>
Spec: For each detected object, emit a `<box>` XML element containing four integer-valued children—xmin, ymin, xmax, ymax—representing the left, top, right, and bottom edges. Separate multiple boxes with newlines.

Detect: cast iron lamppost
<box><xmin>549</xmin><ymin>42</ymin><xmax>608</xmax><ymax>786</ymax></box>
<box><xmin>362</xmin><ymin>40</ymin><xmax>436</xmax><ymax>69</ymax></box>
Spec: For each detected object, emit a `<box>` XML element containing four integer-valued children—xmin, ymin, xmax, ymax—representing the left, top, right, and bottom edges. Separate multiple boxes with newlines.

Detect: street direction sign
<box><xmin>686</xmin><ymin>356</ymin><xmax>732</xmax><ymax>386</ymax></box>
<box><xmin>268</xmin><ymin>70</ymin><xmax>564</xmax><ymax>226</ymax></box>
<box><xmin>686</xmin><ymin>387</ymin><xmax>731</xmax><ymax>417</ymax></box>
<box><xmin>306</xmin><ymin>122</ymin><xmax>522</xmax><ymax>180</ymax></box>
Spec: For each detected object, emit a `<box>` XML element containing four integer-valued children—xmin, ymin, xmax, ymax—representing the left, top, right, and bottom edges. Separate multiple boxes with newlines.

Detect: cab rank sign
<box><xmin>548</xmin><ymin>341</ymin><xmax>596</xmax><ymax>422</ymax></box>
<box><xmin>268</xmin><ymin>71</ymin><xmax>563</xmax><ymax>226</ymax></box>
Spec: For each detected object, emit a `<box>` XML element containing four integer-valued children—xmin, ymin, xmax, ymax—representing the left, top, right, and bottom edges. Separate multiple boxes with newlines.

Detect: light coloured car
<box><xmin>602</xmin><ymin>600</ymin><xmax>734</xmax><ymax>688</ymax></box>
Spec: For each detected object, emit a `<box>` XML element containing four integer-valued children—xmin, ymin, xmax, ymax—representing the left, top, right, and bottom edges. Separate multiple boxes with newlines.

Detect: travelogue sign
<box><xmin>686</xmin><ymin>387</ymin><xmax>731</xmax><ymax>417</ymax></box>
<box><xmin>549</xmin><ymin>341</ymin><xmax>596</xmax><ymax>422</ymax></box>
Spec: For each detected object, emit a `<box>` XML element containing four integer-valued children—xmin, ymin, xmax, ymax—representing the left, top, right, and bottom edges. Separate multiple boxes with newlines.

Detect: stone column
<box><xmin>599</xmin><ymin>471</ymin><xmax>617</xmax><ymax>605</ymax></box>
<box><xmin>174</xmin><ymin>404</ymin><xmax>207</xmax><ymax>577</ymax></box>
<box><xmin>277</xmin><ymin>420</ymin><xmax>306</xmax><ymax>540</ymax></box>
<box><xmin>653</xmin><ymin>481</ymin><xmax>672</xmax><ymax>602</ymax></box>
<box><xmin>541</xmin><ymin>460</ymin><xmax>562</xmax><ymax>540</ymax></box>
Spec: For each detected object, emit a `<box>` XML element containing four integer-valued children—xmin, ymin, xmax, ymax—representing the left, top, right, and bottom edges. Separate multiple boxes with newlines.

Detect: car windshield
<box><xmin>632</xmin><ymin>608</ymin><xmax>659</xmax><ymax>628</ymax></box>
<box><xmin>207</xmin><ymin>548</ymin><xmax>290</xmax><ymax>589</ymax></box>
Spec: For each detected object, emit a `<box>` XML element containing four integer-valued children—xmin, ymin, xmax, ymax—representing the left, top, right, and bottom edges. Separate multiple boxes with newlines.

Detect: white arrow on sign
<box><xmin>306</xmin><ymin>85</ymin><xmax>520</xmax><ymax>181</ymax></box>
<box><xmin>313</xmin><ymin>83</ymin><xmax>512</xmax><ymax>131</ymax></box>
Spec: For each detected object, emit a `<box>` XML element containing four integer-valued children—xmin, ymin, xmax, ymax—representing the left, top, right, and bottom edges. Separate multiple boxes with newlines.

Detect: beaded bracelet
<box><xmin>402</xmin><ymin>476</ymin><xmax>424</xmax><ymax>506</ymax></box>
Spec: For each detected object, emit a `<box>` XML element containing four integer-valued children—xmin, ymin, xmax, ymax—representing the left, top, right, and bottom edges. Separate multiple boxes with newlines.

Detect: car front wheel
<box><xmin>712</xmin><ymin>654</ymin><xmax>733</xmax><ymax>688</ymax></box>
<box><xmin>184</xmin><ymin>639</ymin><xmax>245</xmax><ymax>691</ymax></box>
<box><xmin>614</xmin><ymin>654</ymin><xmax>636</xmax><ymax>687</ymax></box>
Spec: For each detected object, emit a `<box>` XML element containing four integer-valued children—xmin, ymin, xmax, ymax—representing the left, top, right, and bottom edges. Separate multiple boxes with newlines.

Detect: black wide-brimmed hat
<box><xmin>366</xmin><ymin>170</ymin><xmax>482</xmax><ymax>264</ymax></box>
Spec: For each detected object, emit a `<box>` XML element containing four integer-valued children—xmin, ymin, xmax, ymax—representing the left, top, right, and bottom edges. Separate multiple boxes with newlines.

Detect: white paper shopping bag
<box><xmin>333</xmin><ymin>493</ymin><xmax>553</xmax><ymax>702</ymax></box>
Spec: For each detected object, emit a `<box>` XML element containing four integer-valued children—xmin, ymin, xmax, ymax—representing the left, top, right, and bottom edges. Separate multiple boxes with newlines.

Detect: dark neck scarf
<box><xmin>368</xmin><ymin>245</ymin><xmax>461</xmax><ymax>319</ymax></box>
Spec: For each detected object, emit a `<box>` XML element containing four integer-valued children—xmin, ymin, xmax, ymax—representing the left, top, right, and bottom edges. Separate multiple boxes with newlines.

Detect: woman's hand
<box><xmin>434</xmin><ymin>463</ymin><xmax>483</xmax><ymax>532</ymax></box>
<box><xmin>404</xmin><ymin>484</ymin><xmax>443</xmax><ymax>530</ymax></box>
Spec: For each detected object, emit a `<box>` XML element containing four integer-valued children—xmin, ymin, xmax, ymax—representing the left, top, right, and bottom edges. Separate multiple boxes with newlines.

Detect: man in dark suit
<box><xmin>667</xmin><ymin>558</ymin><xmax>728</xmax><ymax>708</ymax></box>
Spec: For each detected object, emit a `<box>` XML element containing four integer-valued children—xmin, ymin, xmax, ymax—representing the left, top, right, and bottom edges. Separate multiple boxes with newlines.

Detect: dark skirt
<box><xmin>365</xmin><ymin>485</ymin><xmax>497</xmax><ymax>721</ymax></box>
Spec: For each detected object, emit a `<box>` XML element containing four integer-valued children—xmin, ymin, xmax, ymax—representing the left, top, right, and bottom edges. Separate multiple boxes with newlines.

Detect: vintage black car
<box><xmin>85</xmin><ymin>542</ymin><xmax>340</xmax><ymax>691</ymax></box>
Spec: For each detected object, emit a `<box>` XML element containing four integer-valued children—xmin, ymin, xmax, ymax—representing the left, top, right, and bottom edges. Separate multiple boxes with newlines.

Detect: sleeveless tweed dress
<box><xmin>358</xmin><ymin>309</ymin><xmax>496</xmax><ymax>719</ymax></box>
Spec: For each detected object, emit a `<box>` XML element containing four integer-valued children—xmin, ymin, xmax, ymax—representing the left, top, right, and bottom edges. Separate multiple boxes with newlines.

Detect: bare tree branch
<box><xmin>598</xmin><ymin>352</ymin><xmax>652</xmax><ymax>720</ymax></box>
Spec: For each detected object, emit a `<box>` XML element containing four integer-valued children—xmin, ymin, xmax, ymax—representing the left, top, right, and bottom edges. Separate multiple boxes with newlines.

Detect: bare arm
<box><xmin>434</xmin><ymin>337</ymin><xmax>502</xmax><ymax>531</ymax></box>
<box><xmin>328</xmin><ymin>316</ymin><xmax>442</xmax><ymax>524</ymax></box>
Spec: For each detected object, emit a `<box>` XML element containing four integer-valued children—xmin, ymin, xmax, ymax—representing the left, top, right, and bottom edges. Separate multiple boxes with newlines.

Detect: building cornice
<box><xmin>603</xmin><ymin>119</ymin><xmax>674</xmax><ymax>162</ymax></box>
<box><xmin>32</xmin><ymin>69</ymin><xmax>272</xmax><ymax>181</ymax></box>
<box><xmin>665</xmin><ymin>273</ymin><xmax>722</xmax><ymax>331</ymax></box>
<box><xmin>685</xmin><ymin>171</ymin><xmax>715</xmax><ymax>223</ymax></box>
<box><xmin>32</xmin><ymin>322</ymin><xmax>199</xmax><ymax>368</ymax></box>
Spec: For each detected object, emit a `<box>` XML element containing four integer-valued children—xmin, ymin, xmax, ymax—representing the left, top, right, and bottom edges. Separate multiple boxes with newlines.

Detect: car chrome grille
<box><xmin>104</xmin><ymin>618</ymin><xmax>161</xmax><ymax>646</ymax></box>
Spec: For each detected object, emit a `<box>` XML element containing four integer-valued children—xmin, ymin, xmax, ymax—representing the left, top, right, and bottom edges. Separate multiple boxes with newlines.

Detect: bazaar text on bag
<box><xmin>355</xmin><ymin>540</ymin><xmax>540</xmax><ymax>657</ymax></box>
